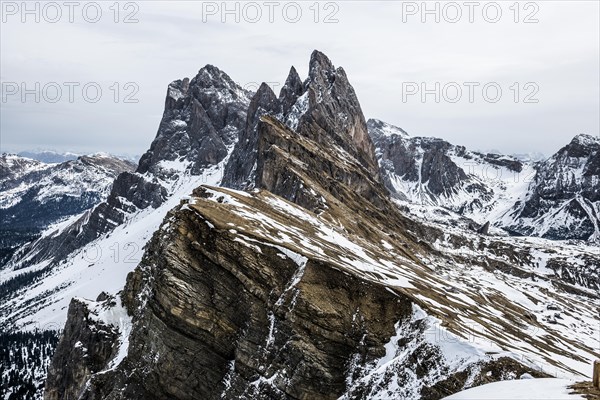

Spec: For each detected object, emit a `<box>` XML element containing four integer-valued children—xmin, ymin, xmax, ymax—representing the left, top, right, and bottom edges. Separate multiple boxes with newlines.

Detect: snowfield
<box><xmin>443</xmin><ymin>378</ymin><xmax>583</xmax><ymax>399</ymax></box>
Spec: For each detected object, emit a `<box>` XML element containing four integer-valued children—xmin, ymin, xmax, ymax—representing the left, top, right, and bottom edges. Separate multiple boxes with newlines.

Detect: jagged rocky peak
<box><xmin>279</xmin><ymin>66</ymin><xmax>304</xmax><ymax>115</ymax></box>
<box><xmin>295</xmin><ymin>50</ymin><xmax>381</xmax><ymax>178</ymax></box>
<box><xmin>223</xmin><ymin>50</ymin><xmax>383</xmax><ymax>192</ymax></box>
<box><xmin>138</xmin><ymin>64</ymin><xmax>250</xmax><ymax>176</ymax></box>
<box><xmin>193</xmin><ymin>63</ymin><xmax>239</xmax><ymax>91</ymax></box>
<box><xmin>251</xmin><ymin>82</ymin><xmax>281</xmax><ymax>114</ymax></box>
<box><xmin>221</xmin><ymin>83</ymin><xmax>282</xmax><ymax>189</ymax></box>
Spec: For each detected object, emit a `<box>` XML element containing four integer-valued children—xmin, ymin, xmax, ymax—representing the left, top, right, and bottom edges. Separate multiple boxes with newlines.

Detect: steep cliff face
<box><xmin>44</xmin><ymin>295</ymin><xmax>123</xmax><ymax>400</ymax></box>
<box><xmin>46</xmin><ymin>183</ymin><xmax>553</xmax><ymax>400</ymax></box>
<box><xmin>255</xmin><ymin>116</ymin><xmax>390</xmax><ymax>213</ymax></box>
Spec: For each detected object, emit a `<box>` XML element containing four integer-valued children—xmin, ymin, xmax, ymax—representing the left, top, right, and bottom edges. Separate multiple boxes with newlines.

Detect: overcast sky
<box><xmin>1</xmin><ymin>1</ymin><xmax>598</xmax><ymax>158</ymax></box>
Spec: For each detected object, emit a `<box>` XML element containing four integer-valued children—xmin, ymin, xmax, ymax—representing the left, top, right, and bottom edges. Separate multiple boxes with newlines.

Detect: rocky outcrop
<box><xmin>137</xmin><ymin>66</ymin><xmax>249</xmax><ymax>175</ymax></box>
<box><xmin>99</xmin><ymin>204</ymin><xmax>412</xmax><ymax>399</ymax></box>
<box><xmin>294</xmin><ymin>51</ymin><xmax>380</xmax><ymax>180</ymax></box>
<box><xmin>279</xmin><ymin>66</ymin><xmax>304</xmax><ymax>116</ymax></box>
<box><xmin>255</xmin><ymin>116</ymin><xmax>390</xmax><ymax>213</ymax></box>
<box><xmin>44</xmin><ymin>175</ymin><xmax>567</xmax><ymax>399</ymax></box>
<box><xmin>45</xmin><ymin>295</ymin><xmax>121</xmax><ymax>400</ymax></box>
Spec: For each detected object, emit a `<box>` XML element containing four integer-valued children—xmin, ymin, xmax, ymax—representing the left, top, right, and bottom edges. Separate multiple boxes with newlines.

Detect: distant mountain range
<box><xmin>15</xmin><ymin>150</ymin><xmax>140</xmax><ymax>164</ymax></box>
<box><xmin>370</xmin><ymin>120</ymin><xmax>600</xmax><ymax>242</ymax></box>
<box><xmin>0</xmin><ymin>153</ymin><xmax>135</xmax><ymax>266</ymax></box>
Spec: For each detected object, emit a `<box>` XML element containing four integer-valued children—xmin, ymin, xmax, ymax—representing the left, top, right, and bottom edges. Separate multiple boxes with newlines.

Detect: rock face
<box><xmin>0</xmin><ymin>154</ymin><xmax>135</xmax><ymax>267</ymax></box>
<box><xmin>222</xmin><ymin>83</ymin><xmax>282</xmax><ymax>189</ymax></box>
<box><xmin>45</xmin><ymin>296</ymin><xmax>121</xmax><ymax>400</ymax></box>
<box><xmin>46</xmin><ymin>185</ymin><xmax>550</xmax><ymax>400</ymax></box>
<box><xmin>294</xmin><ymin>51</ymin><xmax>380</xmax><ymax>179</ymax></box>
<box><xmin>368</xmin><ymin>119</ymin><xmax>600</xmax><ymax>242</ymax></box>
<box><xmin>279</xmin><ymin>66</ymin><xmax>304</xmax><ymax>116</ymax></box>
<box><xmin>137</xmin><ymin>66</ymin><xmax>249</xmax><ymax>175</ymax></box>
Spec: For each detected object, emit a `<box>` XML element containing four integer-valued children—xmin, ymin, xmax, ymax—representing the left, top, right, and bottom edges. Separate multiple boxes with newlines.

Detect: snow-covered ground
<box><xmin>443</xmin><ymin>378</ymin><xmax>583</xmax><ymax>399</ymax></box>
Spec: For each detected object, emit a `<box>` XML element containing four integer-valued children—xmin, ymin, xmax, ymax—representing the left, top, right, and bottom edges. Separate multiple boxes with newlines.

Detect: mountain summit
<box><xmin>223</xmin><ymin>50</ymin><xmax>381</xmax><ymax>191</ymax></box>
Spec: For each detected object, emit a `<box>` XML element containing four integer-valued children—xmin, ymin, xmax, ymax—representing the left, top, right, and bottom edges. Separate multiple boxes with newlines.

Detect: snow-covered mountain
<box><xmin>369</xmin><ymin>119</ymin><xmax>600</xmax><ymax>242</ymax></box>
<box><xmin>15</xmin><ymin>150</ymin><xmax>140</xmax><ymax>165</ymax></box>
<box><xmin>504</xmin><ymin>134</ymin><xmax>600</xmax><ymax>241</ymax></box>
<box><xmin>2</xmin><ymin>52</ymin><xmax>598</xmax><ymax>400</ymax></box>
<box><xmin>0</xmin><ymin>154</ymin><xmax>135</xmax><ymax>230</ymax></box>
<box><xmin>0</xmin><ymin>154</ymin><xmax>135</xmax><ymax>267</ymax></box>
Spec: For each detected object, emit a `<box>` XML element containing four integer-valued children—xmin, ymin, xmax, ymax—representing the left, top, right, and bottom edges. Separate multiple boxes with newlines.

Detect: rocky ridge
<box><xmin>223</xmin><ymin>51</ymin><xmax>381</xmax><ymax>190</ymax></box>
